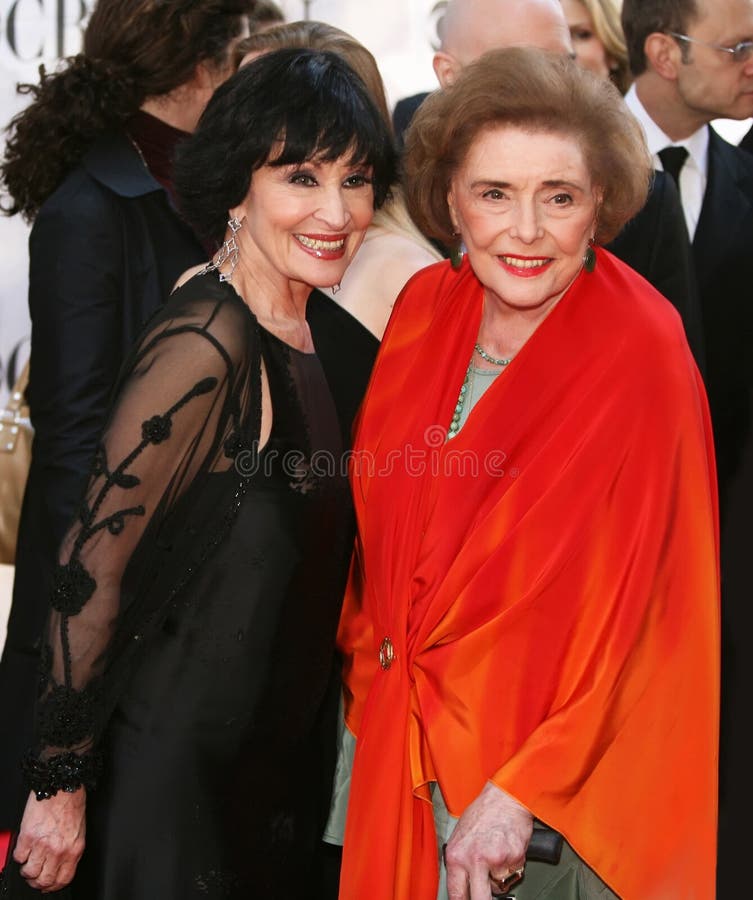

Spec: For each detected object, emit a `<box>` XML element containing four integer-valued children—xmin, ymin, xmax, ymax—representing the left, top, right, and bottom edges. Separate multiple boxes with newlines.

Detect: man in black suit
<box><xmin>621</xmin><ymin>1</ymin><xmax>753</xmax><ymax>893</ymax></box>
<box><xmin>391</xmin><ymin>0</ymin><xmax>704</xmax><ymax>364</ymax></box>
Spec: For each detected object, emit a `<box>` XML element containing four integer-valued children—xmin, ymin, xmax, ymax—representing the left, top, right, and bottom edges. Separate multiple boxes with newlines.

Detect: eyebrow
<box><xmin>541</xmin><ymin>180</ymin><xmax>584</xmax><ymax>190</ymax></box>
<box><xmin>469</xmin><ymin>179</ymin><xmax>584</xmax><ymax>191</ymax></box>
<box><xmin>711</xmin><ymin>29</ymin><xmax>753</xmax><ymax>48</ymax></box>
<box><xmin>470</xmin><ymin>180</ymin><xmax>512</xmax><ymax>190</ymax></box>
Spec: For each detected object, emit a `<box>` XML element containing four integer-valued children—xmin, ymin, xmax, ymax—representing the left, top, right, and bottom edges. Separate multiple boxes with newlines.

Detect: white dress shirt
<box><xmin>624</xmin><ymin>84</ymin><xmax>708</xmax><ymax>241</ymax></box>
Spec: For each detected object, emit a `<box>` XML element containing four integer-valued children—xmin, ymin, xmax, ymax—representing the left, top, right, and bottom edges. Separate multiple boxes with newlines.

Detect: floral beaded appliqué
<box><xmin>28</xmin><ymin>375</ymin><xmax>219</xmax><ymax>801</ymax></box>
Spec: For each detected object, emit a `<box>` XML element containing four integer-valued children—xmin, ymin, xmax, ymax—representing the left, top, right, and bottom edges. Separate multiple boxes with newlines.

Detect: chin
<box><xmin>307</xmin><ymin>269</ymin><xmax>348</xmax><ymax>290</ymax></box>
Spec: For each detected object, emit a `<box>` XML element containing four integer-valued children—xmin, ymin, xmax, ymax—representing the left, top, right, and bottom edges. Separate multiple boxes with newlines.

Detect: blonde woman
<box><xmin>562</xmin><ymin>0</ymin><xmax>631</xmax><ymax>93</ymax></box>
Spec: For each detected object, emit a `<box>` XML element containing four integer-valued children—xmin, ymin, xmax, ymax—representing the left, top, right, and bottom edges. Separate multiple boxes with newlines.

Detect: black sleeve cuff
<box><xmin>22</xmin><ymin>750</ymin><xmax>102</xmax><ymax>800</ymax></box>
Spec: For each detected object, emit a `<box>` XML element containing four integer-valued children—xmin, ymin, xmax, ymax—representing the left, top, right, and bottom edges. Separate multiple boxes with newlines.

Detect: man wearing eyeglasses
<box><xmin>622</xmin><ymin>2</ymin><xmax>753</xmax><ymax>896</ymax></box>
<box><xmin>623</xmin><ymin>0</ymin><xmax>753</xmax><ymax>236</ymax></box>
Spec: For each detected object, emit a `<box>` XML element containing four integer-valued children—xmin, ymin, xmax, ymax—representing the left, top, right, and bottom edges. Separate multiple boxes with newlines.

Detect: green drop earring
<box><xmin>450</xmin><ymin>222</ymin><xmax>463</xmax><ymax>270</ymax></box>
<box><xmin>583</xmin><ymin>241</ymin><xmax>596</xmax><ymax>273</ymax></box>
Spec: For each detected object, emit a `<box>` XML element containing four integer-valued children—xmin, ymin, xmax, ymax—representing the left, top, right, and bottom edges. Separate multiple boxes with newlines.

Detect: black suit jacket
<box><xmin>392</xmin><ymin>92</ymin><xmax>704</xmax><ymax>365</ymax></box>
<box><xmin>692</xmin><ymin>128</ymin><xmax>753</xmax><ymax>510</ymax></box>
<box><xmin>392</xmin><ymin>91</ymin><xmax>430</xmax><ymax>151</ymax></box>
<box><xmin>607</xmin><ymin>170</ymin><xmax>705</xmax><ymax>369</ymax></box>
<box><xmin>0</xmin><ymin>134</ymin><xmax>205</xmax><ymax>824</ymax></box>
<box><xmin>738</xmin><ymin>120</ymin><xmax>753</xmax><ymax>155</ymax></box>
<box><xmin>690</xmin><ymin>129</ymin><xmax>753</xmax><ymax>899</ymax></box>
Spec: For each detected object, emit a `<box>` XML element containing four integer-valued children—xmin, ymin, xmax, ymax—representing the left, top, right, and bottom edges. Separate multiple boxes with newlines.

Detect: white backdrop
<box><xmin>0</xmin><ymin>0</ymin><xmax>445</xmax><ymax>403</ymax></box>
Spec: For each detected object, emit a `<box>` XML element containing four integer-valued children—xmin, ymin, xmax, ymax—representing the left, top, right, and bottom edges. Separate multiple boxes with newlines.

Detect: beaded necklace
<box><xmin>447</xmin><ymin>344</ymin><xmax>512</xmax><ymax>439</ymax></box>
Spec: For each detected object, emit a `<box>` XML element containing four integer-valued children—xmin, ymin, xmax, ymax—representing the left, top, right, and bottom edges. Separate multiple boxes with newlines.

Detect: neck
<box><xmin>140</xmin><ymin>85</ymin><xmax>208</xmax><ymax>135</ymax></box>
<box><xmin>478</xmin><ymin>291</ymin><xmax>555</xmax><ymax>360</ymax></box>
<box><xmin>635</xmin><ymin>74</ymin><xmax>708</xmax><ymax>141</ymax></box>
<box><xmin>224</xmin><ymin>236</ymin><xmax>314</xmax><ymax>351</ymax></box>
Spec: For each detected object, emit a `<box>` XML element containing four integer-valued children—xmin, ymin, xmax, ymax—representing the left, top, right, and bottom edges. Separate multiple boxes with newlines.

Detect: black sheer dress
<box><xmin>5</xmin><ymin>271</ymin><xmax>374</xmax><ymax>899</ymax></box>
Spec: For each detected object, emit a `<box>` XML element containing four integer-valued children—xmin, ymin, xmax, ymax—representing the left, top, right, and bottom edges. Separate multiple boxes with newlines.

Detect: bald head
<box><xmin>434</xmin><ymin>0</ymin><xmax>572</xmax><ymax>86</ymax></box>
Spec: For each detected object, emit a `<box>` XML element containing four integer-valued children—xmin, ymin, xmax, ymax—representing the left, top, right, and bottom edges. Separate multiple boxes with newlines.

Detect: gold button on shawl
<box><xmin>379</xmin><ymin>637</ymin><xmax>395</xmax><ymax>670</ymax></box>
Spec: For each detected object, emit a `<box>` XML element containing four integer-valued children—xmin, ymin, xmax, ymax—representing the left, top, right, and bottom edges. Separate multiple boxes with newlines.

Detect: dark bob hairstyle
<box><xmin>404</xmin><ymin>46</ymin><xmax>652</xmax><ymax>248</ymax></box>
<box><xmin>174</xmin><ymin>48</ymin><xmax>397</xmax><ymax>244</ymax></box>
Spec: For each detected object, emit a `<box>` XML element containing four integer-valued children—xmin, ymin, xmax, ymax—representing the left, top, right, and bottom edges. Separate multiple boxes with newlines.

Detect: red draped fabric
<box><xmin>0</xmin><ymin>832</ymin><xmax>10</xmax><ymax>870</ymax></box>
<box><xmin>338</xmin><ymin>251</ymin><xmax>719</xmax><ymax>900</ymax></box>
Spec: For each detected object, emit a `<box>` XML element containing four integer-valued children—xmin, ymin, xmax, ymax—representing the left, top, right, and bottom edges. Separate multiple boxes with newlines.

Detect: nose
<box><xmin>314</xmin><ymin>185</ymin><xmax>350</xmax><ymax>230</ymax></box>
<box><xmin>509</xmin><ymin>198</ymin><xmax>544</xmax><ymax>244</ymax></box>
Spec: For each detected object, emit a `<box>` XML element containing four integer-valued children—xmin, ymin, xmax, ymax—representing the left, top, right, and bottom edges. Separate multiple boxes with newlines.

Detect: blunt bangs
<box><xmin>265</xmin><ymin>59</ymin><xmax>390</xmax><ymax>182</ymax></box>
<box><xmin>174</xmin><ymin>48</ymin><xmax>396</xmax><ymax>244</ymax></box>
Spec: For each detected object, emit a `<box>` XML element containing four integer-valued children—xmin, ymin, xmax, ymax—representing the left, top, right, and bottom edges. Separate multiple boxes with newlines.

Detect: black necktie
<box><xmin>658</xmin><ymin>146</ymin><xmax>689</xmax><ymax>193</ymax></box>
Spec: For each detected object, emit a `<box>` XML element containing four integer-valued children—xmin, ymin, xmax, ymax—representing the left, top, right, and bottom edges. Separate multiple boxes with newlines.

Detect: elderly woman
<box><xmin>335</xmin><ymin>48</ymin><xmax>718</xmax><ymax>900</ymax></box>
<box><xmin>232</xmin><ymin>23</ymin><xmax>441</xmax><ymax>457</ymax></box>
<box><xmin>236</xmin><ymin>20</ymin><xmax>442</xmax><ymax>341</ymax></box>
<box><xmin>0</xmin><ymin>0</ymin><xmax>254</xmax><ymax>830</ymax></box>
<box><xmin>5</xmin><ymin>49</ymin><xmax>395</xmax><ymax>899</ymax></box>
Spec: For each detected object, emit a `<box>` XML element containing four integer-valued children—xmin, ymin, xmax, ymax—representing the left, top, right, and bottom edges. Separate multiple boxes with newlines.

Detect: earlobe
<box><xmin>433</xmin><ymin>51</ymin><xmax>460</xmax><ymax>88</ymax></box>
<box><xmin>227</xmin><ymin>204</ymin><xmax>247</xmax><ymax>227</ymax></box>
<box><xmin>447</xmin><ymin>190</ymin><xmax>459</xmax><ymax>234</ymax></box>
<box><xmin>193</xmin><ymin>61</ymin><xmax>214</xmax><ymax>90</ymax></box>
<box><xmin>228</xmin><ymin>185</ymin><xmax>252</xmax><ymax>226</ymax></box>
<box><xmin>591</xmin><ymin>197</ymin><xmax>603</xmax><ymax>242</ymax></box>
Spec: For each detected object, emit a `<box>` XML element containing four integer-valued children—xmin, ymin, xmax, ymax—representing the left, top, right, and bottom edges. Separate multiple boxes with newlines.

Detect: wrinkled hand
<box><xmin>444</xmin><ymin>781</ymin><xmax>533</xmax><ymax>900</ymax></box>
<box><xmin>13</xmin><ymin>787</ymin><xmax>86</xmax><ymax>892</ymax></box>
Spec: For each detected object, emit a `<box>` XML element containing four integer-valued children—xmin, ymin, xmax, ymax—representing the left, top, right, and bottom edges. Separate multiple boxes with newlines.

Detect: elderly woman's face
<box><xmin>448</xmin><ymin>126</ymin><xmax>599</xmax><ymax>316</ymax></box>
<box><xmin>562</xmin><ymin>0</ymin><xmax>613</xmax><ymax>81</ymax></box>
<box><xmin>230</xmin><ymin>153</ymin><xmax>375</xmax><ymax>290</ymax></box>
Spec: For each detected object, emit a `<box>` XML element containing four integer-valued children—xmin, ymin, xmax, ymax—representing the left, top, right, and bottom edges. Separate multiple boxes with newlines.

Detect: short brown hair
<box><xmin>404</xmin><ymin>47</ymin><xmax>651</xmax><ymax>247</ymax></box>
<box><xmin>621</xmin><ymin>0</ymin><xmax>699</xmax><ymax>76</ymax></box>
<box><xmin>234</xmin><ymin>21</ymin><xmax>392</xmax><ymax>129</ymax></box>
<box><xmin>247</xmin><ymin>0</ymin><xmax>285</xmax><ymax>32</ymax></box>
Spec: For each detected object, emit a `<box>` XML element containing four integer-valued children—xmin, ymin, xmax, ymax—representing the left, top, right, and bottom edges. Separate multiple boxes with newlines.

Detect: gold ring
<box><xmin>490</xmin><ymin>866</ymin><xmax>525</xmax><ymax>894</ymax></box>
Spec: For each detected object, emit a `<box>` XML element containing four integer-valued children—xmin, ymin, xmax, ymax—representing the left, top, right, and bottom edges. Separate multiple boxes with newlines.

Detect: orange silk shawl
<box><xmin>338</xmin><ymin>252</ymin><xmax>719</xmax><ymax>900</ymax></box>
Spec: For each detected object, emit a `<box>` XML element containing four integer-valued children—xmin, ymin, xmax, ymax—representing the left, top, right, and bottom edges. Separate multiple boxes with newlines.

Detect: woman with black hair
<box><xmin>5</xmin><ymin>48</ymin><xmax>396</xmax><ymax>899</ymax></box>
<box><xmin>0</xmin><ymin>0</ymin><xmax>253</xmax><ymax>832</ymax></box>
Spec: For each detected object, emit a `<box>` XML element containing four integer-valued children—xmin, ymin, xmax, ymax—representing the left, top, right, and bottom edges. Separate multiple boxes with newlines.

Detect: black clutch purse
<box><xmin>526</xmin><ymin>823</ymin><xmax>564</xmax><ymax>864</ymax></box>
<box><xmin>489</xmin><ymin>823</ymin><xmax>564</xmax><ymax>898</ymax></box>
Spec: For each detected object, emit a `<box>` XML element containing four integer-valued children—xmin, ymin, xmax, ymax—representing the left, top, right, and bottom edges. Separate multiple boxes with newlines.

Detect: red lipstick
<box><xmin>294</xmin><ymin>233</ymin><xmax>348</xmax><ymax>260</ymax></box>
<box><xmin>497</xmin><ymin>254</ymin><xmax>553</xmax><ymax>278</ymax></box>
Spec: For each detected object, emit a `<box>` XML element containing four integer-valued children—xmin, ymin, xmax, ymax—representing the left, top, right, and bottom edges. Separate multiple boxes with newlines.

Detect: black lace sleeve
<box><xmin>24</xmin><ymin>278</ymin><xmax>259</xmax><ymax>799</ymax></box>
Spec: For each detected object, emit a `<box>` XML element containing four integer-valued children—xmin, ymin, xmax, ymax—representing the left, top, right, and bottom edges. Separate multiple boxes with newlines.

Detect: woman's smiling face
<box><xmin>230</xmin><ymin>153</ymin><xmax>375</xmax><ymax>292</ymax></box>
<box><xmin>448</xmin><ymin>125</ymin><xmax>600</xmax><ymax>316</ymax></box>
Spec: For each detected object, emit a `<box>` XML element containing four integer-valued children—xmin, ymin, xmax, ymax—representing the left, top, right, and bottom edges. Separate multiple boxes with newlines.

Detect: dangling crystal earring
<box><xmin>583</xmin><ymin>240</ymin><xmax>596</xmax><ymax>273</ymax></box>
<box><xmin>332</xmin><ymin>283</ymin><xmax>341</xmax><ymax>295</ymax></box>
<box><xmin>204</xmin><ymin>216</ymin><xmax>242</xmax><ymax>282</ymax></box>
